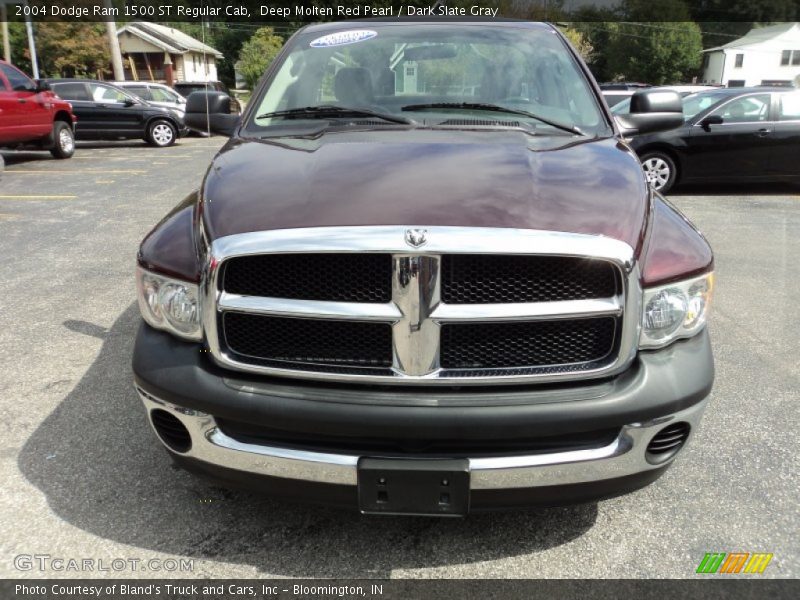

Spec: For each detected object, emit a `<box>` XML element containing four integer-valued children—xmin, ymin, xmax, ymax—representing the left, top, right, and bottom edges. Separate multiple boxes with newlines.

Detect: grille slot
<box><xmin>440</xmin><ymin>318</ymin><xmax>617</xmax><ymax>370</ymax></box>
<box><xmin>438</xmin><ymin>119</ymin><xmax>522</xmax><ymax>127</ymax></box>
<box><xmin>441</xmin><ymin>255</ymin><xmax>618</xmax><ymax>304</ymax></box>
<box><xmin>223</xmin><ymin>312</ymin><xmax>393</xmax><ymax>368</ymax></box>
<box><xmin>150</xmin><ymin>409</ymin><xmax>191</xmax><ymax>453</ymax></box>
<box><xmin>646</xmin><ymin>422</ymin><xmax>691</xmax><ymax>463</ymax></box>
<box><xmin>223</xmin><ymin>253</ymin><xmax>392</xmax><ymax>302</ymax></box>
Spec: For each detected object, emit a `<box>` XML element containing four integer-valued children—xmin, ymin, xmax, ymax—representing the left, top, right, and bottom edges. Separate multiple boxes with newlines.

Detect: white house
<box><xmin>701</xmin><ymin>23</ymin><xmax>800</xmax><ymax>88</ymax></box>
<box><xmin>117</xmin><ymin>22</ymin><xmax>223</xmax><ymax>85</ymax></box>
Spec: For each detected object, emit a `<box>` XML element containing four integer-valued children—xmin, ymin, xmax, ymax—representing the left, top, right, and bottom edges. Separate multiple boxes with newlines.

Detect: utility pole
<box><xmin>104</xmin><ymin>0</ymin><xmax>124</xmax><ymax>80</ymax></box>
<box><xmin>1</xmin><ymin>1</ymin><xmax>12</xmax><ymax>62</ymax></box>
<box><xmin>23</xmin><ymin>1</ymin><xmax>38</xmax><ymax>78</ymax></box>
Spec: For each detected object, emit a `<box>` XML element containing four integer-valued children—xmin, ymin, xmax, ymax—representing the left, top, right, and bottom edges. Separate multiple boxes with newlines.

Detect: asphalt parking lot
<box><xmin>0</xmin><ymin>138</ymin><xmax>798</xmax><ymax>579</ymax></box>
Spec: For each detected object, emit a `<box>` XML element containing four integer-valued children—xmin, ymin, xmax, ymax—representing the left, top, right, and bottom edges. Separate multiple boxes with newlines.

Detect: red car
<box><xmin>0</xmin><ymin>60</ymin><xmax>76</xmax><ymax>159</ymax></box>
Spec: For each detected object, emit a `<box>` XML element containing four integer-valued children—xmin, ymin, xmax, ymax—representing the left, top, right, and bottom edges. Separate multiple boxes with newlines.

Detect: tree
<box><xmin>603</xmin><ymin>1</ymin><xmax>703</xmax><ymax>84</ymax></box>
<box><xmin>235</xmin><ymin>27</ymin><xmax>285</xmax><ymax>90</ymax></box>
<box><xmin>560</xmin><ymin>27</ymin><xmax>594</xmax><ymax>62</ymax></box>
<box><xmin>35</xmin><ymin>23</ymin><xmax>110</xmax><ymax>78</ymax></box>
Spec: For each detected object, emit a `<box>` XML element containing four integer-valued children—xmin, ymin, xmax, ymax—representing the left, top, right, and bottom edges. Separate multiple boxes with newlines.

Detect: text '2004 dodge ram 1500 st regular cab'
<box><xmin>133</xmin><ymin>20</ymin><xmax>714</xmax><ymax>516</ymax></box>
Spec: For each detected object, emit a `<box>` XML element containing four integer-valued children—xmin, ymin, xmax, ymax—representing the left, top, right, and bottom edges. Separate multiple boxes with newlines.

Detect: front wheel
<box><xmin>49</xmin><ymin>121</ymin><xmax>75</xmax><ymax>159</ymax></box>
<box><xmin>640</xmin><ymin>152</ymin><xmax>677</xmax><ymax>193</ymax></box>
<box><xmin>146</xmin><ymin>120</ymin><xmax>177</xmax><ymax>147</ymax></box>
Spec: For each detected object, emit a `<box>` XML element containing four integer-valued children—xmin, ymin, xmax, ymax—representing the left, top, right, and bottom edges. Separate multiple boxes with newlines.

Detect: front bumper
<box><xmin>133</xmin><ymin>324</ymin><xmax>714</xmax><ymax>511</ymax></box>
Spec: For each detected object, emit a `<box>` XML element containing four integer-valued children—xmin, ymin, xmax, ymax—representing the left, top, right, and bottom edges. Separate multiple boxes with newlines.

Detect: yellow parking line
<box><xmin>0</xmin><ymin>195</ymin><xmax>77</xmax><ymax>200</ymax></box>
<box><xmin>5</xmin><ymin>169</ymin><xmax>146</xmax><ymax>174</ymax></box>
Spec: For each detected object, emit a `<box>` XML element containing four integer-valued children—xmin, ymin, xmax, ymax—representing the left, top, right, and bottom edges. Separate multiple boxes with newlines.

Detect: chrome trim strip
<box><xmin>201</xmin><ymin>226</ymin><xmax>639</xmax><ymax>386</ymax></box>
<box><xmin>431</xmin><ymin>297</ymin><xmax>622</xmax><ymax>322</ymax></box>
<box><xmin>219</xmin><ymin>293</ymin><xmax>403</xmax><ymax>322</ymax></box>
<box><xmin>138</xmin><ymin>387</ymin><xmax>707</xmax><ymax>489</ymax></box>
<box><xmin>210</xmin><ymin>226</ymin><xmax>635</xmax><ymax>260</ymax></box>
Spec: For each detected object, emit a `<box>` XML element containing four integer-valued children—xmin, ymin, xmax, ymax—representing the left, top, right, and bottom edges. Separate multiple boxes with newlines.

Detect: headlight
<box><xmin>136</xmin><ymin>267</ymin><xmax>202</xmax><ymax>341</ymax></box>
<box><xmin>640</xmin><ymin>272</ymin><xmax>713</xmax><ymax>349</ymax></box>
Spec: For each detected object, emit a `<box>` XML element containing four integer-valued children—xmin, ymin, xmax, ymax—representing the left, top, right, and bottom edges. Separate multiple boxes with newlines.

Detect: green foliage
<box><xmin>236</xmin><ymin>27</ymin><xmax>285</xmax><ymax>90</ymax></box>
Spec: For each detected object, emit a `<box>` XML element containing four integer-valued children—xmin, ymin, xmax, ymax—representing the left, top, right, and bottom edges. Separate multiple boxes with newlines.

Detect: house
<box><xmin>117</xmin><ymin>22</ymin><xmax>223</xmax><ymax>85</ymax></box>
<box><xmin>701</xmin><ymin>23</ymin><xmax>800</xmax><ymax>88</ymax></box>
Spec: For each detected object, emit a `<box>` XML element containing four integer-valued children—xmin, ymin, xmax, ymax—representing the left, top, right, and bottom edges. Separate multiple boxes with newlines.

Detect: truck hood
<box><xmin>201</xmin><ymin>130</ymin><xmax>649</xmax><ymax>252</ymax></box>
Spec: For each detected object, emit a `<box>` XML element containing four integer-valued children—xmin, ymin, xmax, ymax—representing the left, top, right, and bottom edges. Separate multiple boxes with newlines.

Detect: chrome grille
<box><xmin>203</xmin><ymin>226</ymin><xmax>640</xmax><ymax>386</ymax></box>
<box><xmin>441</xmin><ymin>254</ymin><xmax>619</xmax><ymax>303</ymax></box>
<box><xmin>440</xmin><ymin>318</ymin><xmax>618</xmax><ymax>369</ymax></box>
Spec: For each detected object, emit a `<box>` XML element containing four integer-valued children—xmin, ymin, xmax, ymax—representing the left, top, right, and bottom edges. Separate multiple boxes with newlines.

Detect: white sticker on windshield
<box><xmin>310</xmin><ymin>30</ymin><xmax>377</xmax><ymax>48</ymax></box>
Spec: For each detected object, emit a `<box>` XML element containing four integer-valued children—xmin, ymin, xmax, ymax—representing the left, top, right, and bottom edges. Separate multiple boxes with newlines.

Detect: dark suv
<box><xmin>47</xmin><ymin>79</ymin><xmax>183</xmax><ymax>147</ymax></box>
<box><xmin>133</xmin><ymin>21</ymin><xmax>714</xmax><ymax>515</ymax></box>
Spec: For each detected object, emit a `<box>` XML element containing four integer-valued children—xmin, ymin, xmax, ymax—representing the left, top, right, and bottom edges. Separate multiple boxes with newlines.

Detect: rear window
<box><xmin>53</xmin><ymin>82</ymin><xmax>91</xmax><ymax>101</ymax></box>
<box><xmin>0</xmin><ymin>63</ymin><xmax>34</xmax><ymax>92</ymax></box>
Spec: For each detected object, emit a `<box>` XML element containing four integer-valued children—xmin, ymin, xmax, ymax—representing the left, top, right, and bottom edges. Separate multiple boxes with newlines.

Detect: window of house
<box><xmin>727</xmin><ymin>80</ymin><xmax>745</xmax><ymax>87</ymax></box>
<box><xmin>793</xmin><ymin>51</ymin><xmax>800</xmax><ymax>66</ymax></box>
<box><xmin>702</xmin><ymin>54</ymin><xmax>709</xmax><ymax>69</ymax></box>
<box><xmin>735</xmin><ymin>53</ymin><xmax>744</xmax><ymax>68</ymax></box>
<box><xmin>781</xmin><ymin>50</ymin><xmax>791</xmax><ymax>65</ymax></box>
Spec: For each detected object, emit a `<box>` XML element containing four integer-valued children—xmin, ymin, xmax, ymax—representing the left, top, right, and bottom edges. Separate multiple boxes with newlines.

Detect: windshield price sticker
<box><xmin>310</xmin><ymin>30</ymin><xmax>378</xmax><ymax>48</ymax></box>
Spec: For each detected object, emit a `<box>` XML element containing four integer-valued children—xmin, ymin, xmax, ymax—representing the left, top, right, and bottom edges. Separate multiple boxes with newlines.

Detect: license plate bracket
<box><xmin>357</xmin><ymin>458</ymin><xmax>470</xmax><ymax>516</ymax></box>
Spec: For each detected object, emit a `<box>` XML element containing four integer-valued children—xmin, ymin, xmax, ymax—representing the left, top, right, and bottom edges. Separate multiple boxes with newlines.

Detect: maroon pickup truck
<box><xmin>0</xmin><ymin>60</ymin><xmax>76</xmax><ymax>159</ymax></box>
<box><xmin>133</xmin><ymin>20</ymin><xmax>714</xmax><ymax>515</ymax></box>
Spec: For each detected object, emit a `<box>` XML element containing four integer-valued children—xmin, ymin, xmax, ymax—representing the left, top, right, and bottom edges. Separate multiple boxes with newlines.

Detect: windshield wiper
<box><xmin>401</xmin><ymin>102</ymin><xmax>584</xmax><ymax>135</ymax></box>
<box><xmin>256</xmin><ymin>105</ymin><xmax>414</xmax><ymax>125</ymax></box>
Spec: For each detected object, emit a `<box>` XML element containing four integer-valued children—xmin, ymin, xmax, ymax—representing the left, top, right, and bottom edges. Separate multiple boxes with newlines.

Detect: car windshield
<box><xmin>612</xmin><ymin>89</ymin><xmax>733</xmax><ymax>121</ymax></box>
<box><xmin>246</xmin><ymin>24</ymin><xmax>609</xmax><ymax>137</ymax></box>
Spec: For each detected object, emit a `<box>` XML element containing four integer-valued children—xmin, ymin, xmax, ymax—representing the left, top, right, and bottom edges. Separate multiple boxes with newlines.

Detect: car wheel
<box><xmin>49</xmin><ymin>122</ymin><xmax>75</xmax><ymax>159</ymax></box>
<box><xmin>641</xmin><ymin>152</ymin><xmax>677</xmax><ymax>193</ymax></box>
<box><xmin>146</xmin><ymin>120</ymin><xmax>177</xmax><ymax>147</ymax></box>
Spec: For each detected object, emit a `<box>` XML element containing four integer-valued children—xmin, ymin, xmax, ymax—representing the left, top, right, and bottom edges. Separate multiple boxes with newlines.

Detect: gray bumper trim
<box><xmin>137</xmin><ymin>387</ymin><xmax>707</xmax><ymax>490</ymax></box>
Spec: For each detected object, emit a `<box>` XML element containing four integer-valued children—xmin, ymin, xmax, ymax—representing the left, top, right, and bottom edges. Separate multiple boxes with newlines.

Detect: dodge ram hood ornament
<box><xmin>405</xmin><ymin>228</ymin><xmax>428</xmax><ymax>248</ymax></box>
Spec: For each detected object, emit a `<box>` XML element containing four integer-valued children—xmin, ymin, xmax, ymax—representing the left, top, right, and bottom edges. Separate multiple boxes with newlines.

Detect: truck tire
<box><xmin>49</xmin><ymin>121</ymin><xmax>75</xmax><ymax>159</ymax></box>
<box><xmin>146</xmin><ymin>120</ymin><xmax>177</xmax><ymax>147</ymax></box>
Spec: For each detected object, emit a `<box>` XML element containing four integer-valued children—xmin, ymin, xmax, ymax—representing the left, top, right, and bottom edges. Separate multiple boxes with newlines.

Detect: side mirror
<box><xmin>699</xmin><ymin>114</ymin><xmax>723</xmax><ymax>131</ymax></box>
<box><xmin>184</xmin><ymin>91</ymin><xmax>240</xmax><ymax>137</ymax></box>
<box><xmin>34</xmin><ymin>79</ymin><xmax>51</xmax><ymax>93</ymax></box>
<box><xmin>123</xmin><ymin>98</ymin><xmax>137</xmax><ymax>107</ymax></box>
<box><xmin>615</xmin><ymin>89</ymin><xmax>684</xmax><ymax>137</ymax></box>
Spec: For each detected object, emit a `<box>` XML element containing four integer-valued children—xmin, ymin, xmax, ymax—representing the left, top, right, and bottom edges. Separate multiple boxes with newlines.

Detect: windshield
<box><xmin>246</xmin><ymin>24</ymin><xmax>609</xmax><ymax>137</ymax></box>
<box><xmin>612</xmin><ymin>90</ymin><xmax>733</xmax><ymax>121</ymax></box>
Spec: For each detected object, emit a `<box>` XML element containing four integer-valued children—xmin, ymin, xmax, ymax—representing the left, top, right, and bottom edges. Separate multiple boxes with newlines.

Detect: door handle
<box><xmin>18</xmin><ymin>98</ymin><xmax>28</xmax><ymax>103</ymax></box>
<box><xmin>756</xmin><ymin>128</ymin><xmax>772</xmax><ymax>137</ymax></box>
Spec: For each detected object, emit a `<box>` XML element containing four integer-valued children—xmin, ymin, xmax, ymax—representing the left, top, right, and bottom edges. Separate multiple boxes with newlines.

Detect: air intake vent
<box><xmin>646</xmin><ymin>422</ymin><xmax>691</xmax><ymax>464</ymax></box>
<box><xmin>150</xmin><ymin>409</ymin><xmax>191</xmax><ymax>453</ymax></box>
<box><xmin>438</xmin><ymin>119</ymin><xmax>521</xmax><ymax>127</ymax></box>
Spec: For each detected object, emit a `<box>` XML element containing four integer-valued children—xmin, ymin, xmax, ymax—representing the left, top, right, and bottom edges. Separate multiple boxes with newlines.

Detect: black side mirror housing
<box><xmin>700</xmin><ymin>114</ymin><xmax>724</xmax><ymax>131</ymax></box>
<box><xmin>615</xmin><ymin>89</ymin><xmax>684</xmax><ymax>137</ymax></box>
<box><xmin>123</xmin><ymin>98</ymin><xmax>137</xmax><ymax>107</ymax></box>
<box><xmin>34</xmin><ymin>79</ymin><xmax>51</xmax><ymax>93</ymax></box>
<box><xmin>185</xmin><ymin>91</ymin><xmax>241</xmax><ymax>137</ymax></box>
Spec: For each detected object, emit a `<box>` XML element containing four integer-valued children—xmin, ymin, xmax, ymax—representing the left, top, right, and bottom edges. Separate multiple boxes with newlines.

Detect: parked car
<box><xmin>46</xmin><ymin>79</ymin><xmax>183</xmax><ymax>147</ymax></box>
<box><xmin>134</xmin><ymin>21</ymin><xmax>714</xmax><ymax>515</ymax></box>
<box><xmin>599</xmin><ymin>82</ymin><xmax>651</xmax><ymax>107</ymax></box>
<box><xmin>173</xmin><ymin>80</ymin><xmax>242</xmax><ymax>114</ymax></box>
<box><xmin>0</xmin><ymin>60</ymin><xmax>76</xmax><ymax>158</ymax></box>
<box><xmin>623</xmin><ymin>87</ymin><xmax>800</xmax><ymax>192</ymax></box>
<box><xmin>114</xmin><ymin>81</ymin><xmax>187</xmax><ymax>120</ymax></box>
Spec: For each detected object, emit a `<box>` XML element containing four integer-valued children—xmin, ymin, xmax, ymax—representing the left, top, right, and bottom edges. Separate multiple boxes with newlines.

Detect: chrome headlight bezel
<box><xmin>639</xmin><ymin>271</ymin><xmax>714</xmax><ymax>349</ymax></box>
<box><xmin>136</xmin><ymin>266</ymin><xmax>202</xmax><ymax>341</ymax></box>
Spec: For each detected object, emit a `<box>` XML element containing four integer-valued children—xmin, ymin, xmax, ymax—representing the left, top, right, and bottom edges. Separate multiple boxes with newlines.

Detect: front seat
<box><xmin>334</xmin><ymin>67</ymin><xmax>374</xmax><ymax>107</ymax></box>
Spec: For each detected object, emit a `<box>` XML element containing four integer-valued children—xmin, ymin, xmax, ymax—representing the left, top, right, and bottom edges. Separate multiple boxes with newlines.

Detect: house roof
<box><xmin>117</xmin><ymin>22</ymin><xmax>223</xmax><ymax>58</ymax></box>
<box><xmin>704</xmin><ymin>22</ymin><xmax>800</xmax><ymax>52</ymax></box>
